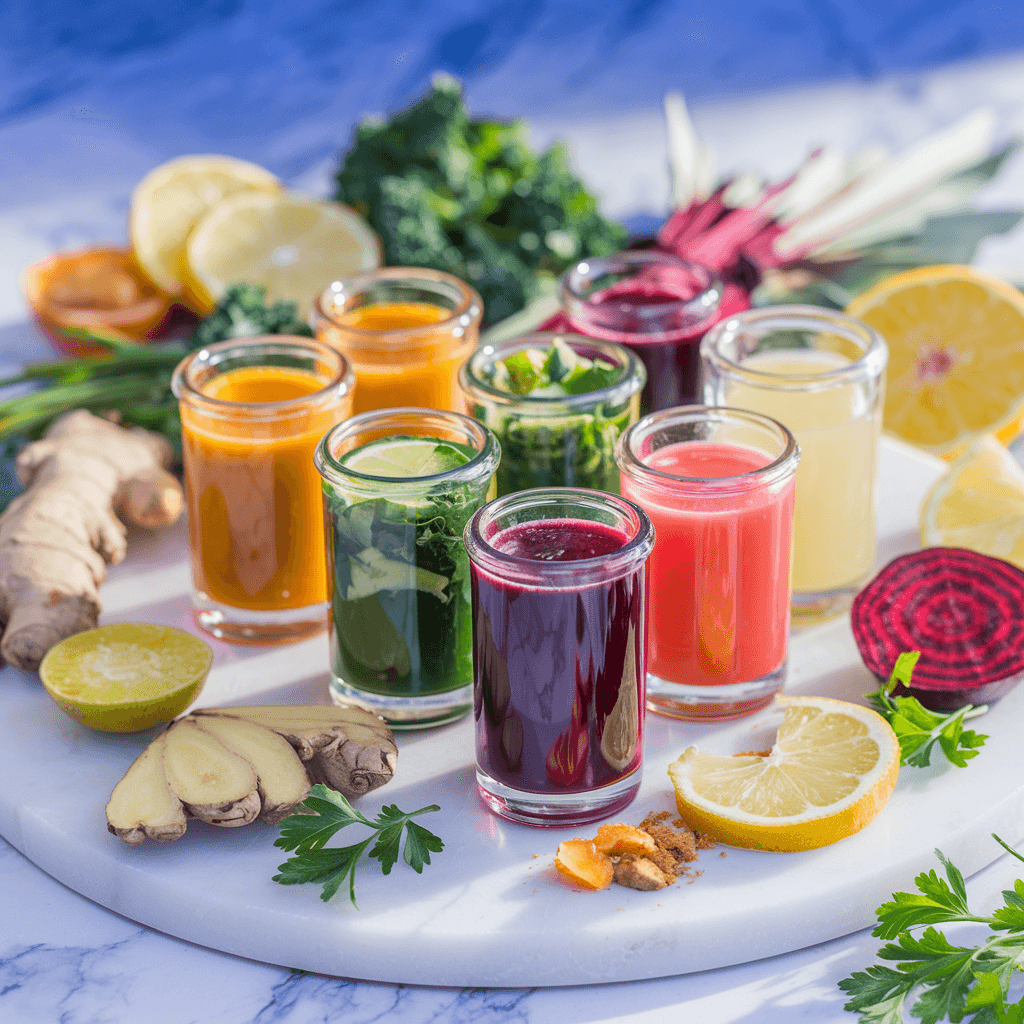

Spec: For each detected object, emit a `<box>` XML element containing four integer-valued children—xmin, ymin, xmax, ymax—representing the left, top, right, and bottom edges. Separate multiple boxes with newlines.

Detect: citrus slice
<box><xmin>129</xmin><ymin>155</ymin><xmax>281</xmax><ymax>298</ymax></box>
<box><xmin>845</xmin><ymin>265</ymin><xmax>1024</xmax><ymax>458</ymax></box>
<box><xmin>341</xmin><ymin>436</ymin><xmax>472</xmax><ymax>478</ymax></box>
<box><xmin>920</xmin><ymin>434</ymin><xmax>1024</xmax><ymax>568</ymax></box>
<box><xmin>667</xmin><ymin>695</ymin><xmax>899</xmax><ymax>852</ymax></box>
<box><xmin>39</xmin><ymin>623</ymin><xmax>213</xmax><ymax>733</ymax></box>
<box><xmin>184</xmin><ymin>191</ymin><xmax>381</xmax><ymax>316</ymax></box>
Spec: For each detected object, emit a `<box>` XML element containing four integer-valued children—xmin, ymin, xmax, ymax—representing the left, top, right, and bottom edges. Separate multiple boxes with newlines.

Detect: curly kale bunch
<box><xmin>335</xmin><ymin>75</ymin><xmax>627</xmax><ymax>325</ymax></box>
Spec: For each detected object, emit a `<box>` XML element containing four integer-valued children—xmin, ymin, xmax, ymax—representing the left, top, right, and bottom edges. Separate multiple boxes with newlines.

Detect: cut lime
<box><xmin>39</xmin><ymin>623</ymin><xmax>213</xmax><ymax>733</ymax></box>
<box><xmin>341</xmin><ymin>435</ymin><xmax>473</xmax><ymax>479</ymax></box>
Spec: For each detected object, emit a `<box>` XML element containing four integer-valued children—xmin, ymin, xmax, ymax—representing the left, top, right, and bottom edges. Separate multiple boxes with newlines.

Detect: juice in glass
<box><xmin>313</xmin><ymin>267</ymin><xmax>482</xmax><ymax>415</ymax></box>
<box><xmin>465</xmin><ymin>488</ymin><xmax>654</xmax><ymax>825</ymax></box>
<box><xmin>616</xmin><ymin>406</ymin><xmax>799</xmax><ymax>720</ymax></box>
<box><xmin>554</xmin><ymin>251</ymin><xmax>724</xmax><ymax>413</ymax></box>
<box><xmin>701</xmin><ymin>306</ymin><xmax>887</xmax><ymax>623</ymax></box>
<box><xmin>315</xmin><ymin>408</ymin><xmax>499</xmax><ymax>728</ymax></box>
<box><xmin>172</xmin><ymin>336</ymin><xmax>354</xmax><ymax>642</ymax></box>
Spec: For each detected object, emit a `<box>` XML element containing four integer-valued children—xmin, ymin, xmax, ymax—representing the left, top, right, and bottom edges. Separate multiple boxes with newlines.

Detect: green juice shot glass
<box><xmin>314</xmin><ymin>408</ymin><xmax>500</xmax><ymax>728</ymax></box>
<box><xmin>459</xmin><ymin>332</ymin><xmax>645</xmax><ymax>496</ymax></box>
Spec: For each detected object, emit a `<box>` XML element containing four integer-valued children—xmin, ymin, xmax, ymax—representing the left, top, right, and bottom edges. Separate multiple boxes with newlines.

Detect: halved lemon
<box><xmin>846</xmin><ymin>265</ymin><xmax>1024</xmax><ymax>458</ymax></box>
<box><xmin>129</xmin><ymin>155</ymin><xmax>281</xmax><ymax>298</ymax></box>
<box><xmin>184</xmin><ymin>191</ymin><xmax>381</xmax><ymax>317</ymax></box>
<box><xmin>39</xmin><ymin>623</ymin><xmax>213</xmax><ymax>733</ymax></box>
<box><xmin>668</xmin><ymin>695</ymin><xmax>899</xmax><ymax>852</ymax></box>
<box><xmin>920</xmin><ymin>434</ymin><xmax>1024</xmax><ymax>567</ymax></box>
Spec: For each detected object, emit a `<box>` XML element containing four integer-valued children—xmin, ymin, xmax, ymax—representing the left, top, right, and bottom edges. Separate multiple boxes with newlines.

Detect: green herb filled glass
<box><xmin>315</xmin><ymin>408</ymin><xmax>499</xmax><ymax>728</ymax></box>
<box><xmin>459</xmin><ymin>333</ymin><xmax>644</xmax><ymax>497</ymax></box>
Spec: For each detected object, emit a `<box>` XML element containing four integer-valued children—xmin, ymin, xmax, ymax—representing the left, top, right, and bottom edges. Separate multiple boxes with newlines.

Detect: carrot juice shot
<box><xmin>616</xmin><ymin>406</ymin><xmax>799</xmax><ymax>720</ymax></box>
<box><xmin>172</xmin><ymin>336</ymin><xmax>354</xmax><ymax>643</ymax></box>
<box><xmin>313</xmin><ymin>267</ymin><xmax>482</xmax><ymax>414</ymax></box>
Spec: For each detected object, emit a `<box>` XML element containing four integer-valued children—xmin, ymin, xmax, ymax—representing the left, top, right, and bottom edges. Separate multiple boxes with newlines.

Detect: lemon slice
<box><xmin>920</xmin><ymin>434</ymin><xmax>1024</xmax><ymax>567</ymax></box>
<box><xmin>129</xmin><ymin>155</ymin><xmax>281</xmax><ymax>298</ymax></box>
<box><xmin>668</xmin><ymin>696</ymin><xmax>899</xmax><ymax>851</ymax></box>
<box><xmin>39</xmin><ymin>623</ymin><xmax>213</xmax><ymax>733</ymax></box>
<box><xmin>184</xmin><ymin>191</ymin><xmax>381</xmax><ymax>317</ymax></box>
<box><xmin>845</xmin><ymin>265</ymin><xmax>1024</xmax><ymax>459</ymax></box>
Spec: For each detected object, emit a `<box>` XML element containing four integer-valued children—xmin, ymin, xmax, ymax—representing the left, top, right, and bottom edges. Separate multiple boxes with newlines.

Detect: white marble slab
<box><xmin>6</xmin><ymin>438</ymin><xmax>1022</xmax><ymax>992</ymax></box>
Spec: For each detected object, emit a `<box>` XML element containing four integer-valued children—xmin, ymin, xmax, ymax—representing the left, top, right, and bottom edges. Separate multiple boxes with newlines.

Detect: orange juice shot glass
<box><xmin>172</xmin><ymin>336</ymin><xmax>355</xmax><ymax>643</ymax></box>
<box><xmin>312</xmin><ymin>267</ymin><xmax>482</xmax><ymax>415</ymax></box>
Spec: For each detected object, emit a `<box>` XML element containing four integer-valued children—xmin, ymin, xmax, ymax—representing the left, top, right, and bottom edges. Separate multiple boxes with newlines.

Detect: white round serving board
<box><xmin>2</xmin><ymin>436</ymin><xmax>1023</xmax><ymax>987</ymax></box>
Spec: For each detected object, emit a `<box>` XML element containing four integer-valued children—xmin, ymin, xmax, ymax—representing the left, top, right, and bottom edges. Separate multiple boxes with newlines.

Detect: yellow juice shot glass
<box><xmin>313</xmin><ymin>267</ymin><xmax>482</xmax><ymax>415</ymax></box>
<box><xmin>701</xmin><ymin>305</ymin><xmax>888</xmax><ymax>625</ymax></box>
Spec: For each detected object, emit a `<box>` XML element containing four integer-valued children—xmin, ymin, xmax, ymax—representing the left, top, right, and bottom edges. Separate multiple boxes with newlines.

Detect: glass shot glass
<box><xmin>314</xmin><ymin>408</ymin><xmax>500</xmax><ymax>728</ymax></box>
<box><xmin>559</xmin><ymin>251</ymin><xmax>722</xmax><ymax>413</ymax></box>
<box><xmin>700</xmin><ymin>305</ymin><xmax>888</xmax><ymax>625</ymax></box>
<box><xmin>616</xmin><ymin>406</ymin><xmax>799</xmax><ymax>721</ymax></box>
<box><xmin>312</xmin><ymin>267</ymin><xmax>482</xmax><ymax>416</ymax></box>
<box><xmin>464</xmin><ymin>488</ymin><xmax>655</xmax><ymax>826</ymax></box>
<box><xmin>458</xmin><ymin>332</ymin><xmax>645</xmax><ymax>496</ymax></box>
<box><xmin>172</xmin><ymin>335</ymin><xmax>355</xmax><ymax>643</ymax></box>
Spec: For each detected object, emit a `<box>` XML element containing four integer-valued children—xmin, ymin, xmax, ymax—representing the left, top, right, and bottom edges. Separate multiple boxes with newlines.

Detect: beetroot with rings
<box><xmin>851</xmin><ymin>547</ymin><xmax>1024</xmax><ymax>711</ymax></box>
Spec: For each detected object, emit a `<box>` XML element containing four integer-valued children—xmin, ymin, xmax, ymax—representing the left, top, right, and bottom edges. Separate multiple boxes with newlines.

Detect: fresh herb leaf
<box><xmin>840</xmin><ymin>836</ymin><xmax>1024</xmax><ymax>1024</ymax></box>
<box><xmin>865</xmin><ymin>651</ymin><xmax>989</xmax><ymax>768</ymax></box>
<box><xmin>273</xmin><ymin>785</ymin><xmax>443</xmax><ymax>908</ymax></box>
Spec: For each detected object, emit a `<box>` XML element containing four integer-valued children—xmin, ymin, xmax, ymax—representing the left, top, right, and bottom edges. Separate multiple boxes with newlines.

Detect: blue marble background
<box><xmin>4</xmin><ymin>0</ymin><xmax>1024</xmax><ymax>180</ymax></box>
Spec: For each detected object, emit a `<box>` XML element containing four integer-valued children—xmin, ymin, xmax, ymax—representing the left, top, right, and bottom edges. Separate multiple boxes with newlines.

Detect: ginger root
<box><xmin>0</xmin><ymin>410</ymin><xmax>183</xmax><ymax>671</ymax></box>
<box><xmin>106</xmin><ymin>703</ymin><xmax>398</xmax><ymax>845</ymax></box>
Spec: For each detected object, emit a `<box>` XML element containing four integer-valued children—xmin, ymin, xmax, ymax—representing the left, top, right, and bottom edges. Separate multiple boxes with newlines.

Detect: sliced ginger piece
<box><xmin>613</xmin><ymin>854</ymin><xmax>673</xmax><ymax>891</ymax></box>
<box><xmin>193</xmin><ymin>713</ymin><xmax>311</xmax><ymax>824</ymax></box>
<box><xmin>593</xmin><ymin>823</ymin><xmax>658</xmax><ymax>858</ymax></box>
<box><xmin>105</xmin><ymin>732</ymin><xmax>187</xmax><ymax>844</ymax></box>
<box><xmin>197</xmin><ymin>704</ymin><xmax>397</xmax><ymax>797</ymax></box>
<box><xmin>162</xmin><ymin>719</ymin><xmax>260</xmax><ymax>826</ymax></box>
<box><xmin>554</xmin><ymin>838</ymin><xmax>614</xmax><ymax>890</ymax></box>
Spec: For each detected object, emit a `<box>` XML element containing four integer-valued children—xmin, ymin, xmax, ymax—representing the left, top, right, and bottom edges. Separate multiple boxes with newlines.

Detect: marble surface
<box><xmin>5</xmin><ymin>21</ymin><xmax>1024</xmax><ymax>1024</ymax></box>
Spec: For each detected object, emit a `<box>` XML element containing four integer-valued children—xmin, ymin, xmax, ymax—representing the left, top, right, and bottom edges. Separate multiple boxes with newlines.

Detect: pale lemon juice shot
<box><xmin>701</xmin><ymin>306</ymin><xmax>888</xmax><ymax>623</ymax></box>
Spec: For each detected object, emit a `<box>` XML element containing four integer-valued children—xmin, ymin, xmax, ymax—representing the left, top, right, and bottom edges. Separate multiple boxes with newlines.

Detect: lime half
<box><xmin>341</xmin><ymin>435</ymin><xmax>473</xmax><ymax>479</ymax></box>
<box><xmin>40</xmin><ymin>623</ymin><xmax>213</xmax><ymax>733</ymax></box>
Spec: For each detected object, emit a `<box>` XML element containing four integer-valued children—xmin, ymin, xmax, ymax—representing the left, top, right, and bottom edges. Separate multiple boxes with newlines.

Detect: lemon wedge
<box><xmin>39</xmin><ymin>623</ymin><xmax>213</xmax><ymax>733</ymax></box>
<box><xmin>920</xmin><ymin>434</ymin><xmax>1024</xmax><ymax>568</ymax></box>
<box><xmin>129</xmin><ymin>155</ymin><xmax>281</xmax><ymax>298</ymax></box>
<box><xmin>668</xmin><ymin>696</ymin><xmax>899</xmax><ymax>852</ymax></box>
<box><xmin>846</xmin><ymin>265</ymin><xmax>1024</xmax><ymax>458</ymax></box>
<box><xmin>183</xmin><ymin>191</ymin><xmax>381</xmax><ymax>316</ymax></box>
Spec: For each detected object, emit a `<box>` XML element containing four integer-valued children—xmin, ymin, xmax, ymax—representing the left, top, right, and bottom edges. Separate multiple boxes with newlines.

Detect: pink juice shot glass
<box><xmin>464</xmin><ymin>488</ymin><xmax>655</xmax><ymax>826</ymax></box>
<box><xmin>615</xmin><ymin>406</ymin><xmax>800</xmax><ymax>721</ymax></box>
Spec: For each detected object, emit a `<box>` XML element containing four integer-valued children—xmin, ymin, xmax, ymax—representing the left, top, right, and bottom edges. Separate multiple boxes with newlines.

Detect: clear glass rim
<box><xmin>314</xmin><ymin>406</ymin><xmax>501</xmax><ymax>491</ymax></box>
<box><xmin>464</xmin><ymin>486</ymin><xmax>655</xmax><ymax>589</ymax></box>
<box><xmin>313</xmin><ymin>266</ymin><xmax>482</xmax><ymax>346</ymax></box>
<box><xmin>458</xmin><ymin>332</ymin><xmax>646</xmax><ymax>411</ymax></box>
<box><xmin>699</xmin><ymin>304</ymin><xmax>889</xmax><ymax>391</ymax></box>
<box><xmin>560</xmin><ymin>250</ymin><xmax>723</xmax><ymax>319</ymax></box>
<box><xmin>615</xmin><ymin>404</ymin><xmax>800</xmax><ymax>495</ymax></box>
<box><xmin>171</xmin><ymin>335</ymin><xmax>353</xmax><ymax>421</ymax></box>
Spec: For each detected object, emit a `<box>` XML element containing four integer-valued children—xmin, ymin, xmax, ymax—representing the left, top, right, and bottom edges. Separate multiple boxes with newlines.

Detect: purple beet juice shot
<box><xmin>464</xmin><ymin>488</ymin><xmax>654</xmax><ymax>826</ymax></box>
<box><xmin>557</xmin><ymin>251</ymin><xmax>723</xmax><ymax>413</ymax></box>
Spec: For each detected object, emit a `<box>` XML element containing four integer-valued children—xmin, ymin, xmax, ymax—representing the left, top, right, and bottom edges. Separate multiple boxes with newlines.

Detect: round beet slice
<box><xmin>851</xmin><ymin>547</ymin><xmax>1024</xmax><ymax>711</ymax></box>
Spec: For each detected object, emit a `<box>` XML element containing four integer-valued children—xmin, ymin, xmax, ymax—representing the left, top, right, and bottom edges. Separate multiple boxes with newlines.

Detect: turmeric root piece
<box><xmin>613</xmin><ymin>854</ymin><xmax>673</xmax><ymax>891</ymax></box>
<box><xmin>192</xmin><ymin>713</ymin><xmax>311</xmax><ymax>824</ymax></box>
<box><xmin>196</xmin><ymin>704</ymin><xmax>397</xmax><ymax>798</ymax></box>
<box><xmin>105</xmin><ymin>732</ymin><xmax>187</xmax><ymax>844</ymax></box>
<box><xmin>554</xmin><ymin>839</ymin><xmax>614</xmax><ymax>891</ymax></box>
<box><xmin>161</xmin><ymin>719</ymin><xmax>261</xmax><ymax>827</ymax></box>
<box><xmin>107</xmin><ymin>704</ymin><xmax>399</xmax><ymax>844</ymax></box>
<box><xmin>0</xmin><ymin>410</ymin><xmax>184</xmax><ymax>671</ymax></box>
<box><xmin>593</xmin><ymin>823</ymin><xmax>658</xmax><ymax>858</ymax></box>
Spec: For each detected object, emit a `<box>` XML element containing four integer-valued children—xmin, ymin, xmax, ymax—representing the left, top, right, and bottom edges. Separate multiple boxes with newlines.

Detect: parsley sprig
<box><xmin>866</xmin><ymin>652</ymin><xmax>989</xmax><ymax>768</ymax></box>
<box><xmin>840</xmin><ymin>836</ymin><xmax>1024</xmax><ymax>1024</ymax></box>
<box><xmin>272</xmin><ymin>785</ymin><xmax>443</xmax><ymax>908</ymax></box>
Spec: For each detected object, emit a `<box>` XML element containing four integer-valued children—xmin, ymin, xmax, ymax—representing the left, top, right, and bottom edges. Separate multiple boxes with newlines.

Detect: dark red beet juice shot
<box><xmin>558</xmin><ymin>251</ymin><xmax>723</xmax><ymax>413</ymax></box>
<box><xmin>464</xmin><ymin>489</ymin><xmax>654</xmax><ymax>826</ymax></box>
